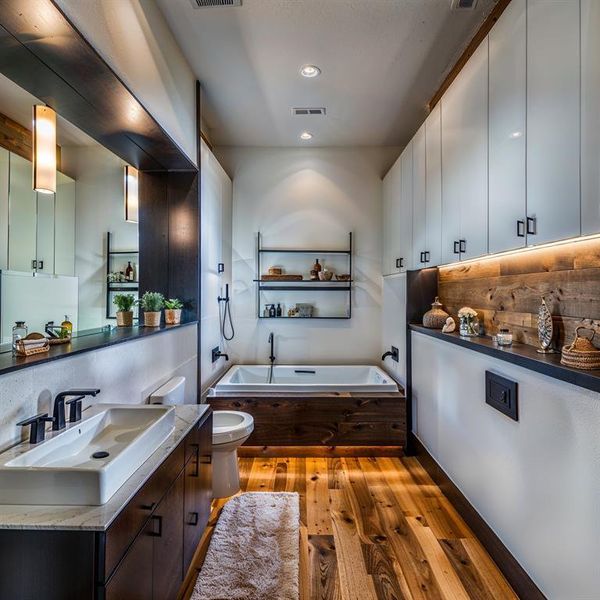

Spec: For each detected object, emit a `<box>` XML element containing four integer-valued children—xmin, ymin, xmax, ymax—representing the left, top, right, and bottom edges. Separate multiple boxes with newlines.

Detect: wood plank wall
<box><xmin>437</xmin><ymin>237</ymin><xmax>600</xmax><ymax>349</ymax></box>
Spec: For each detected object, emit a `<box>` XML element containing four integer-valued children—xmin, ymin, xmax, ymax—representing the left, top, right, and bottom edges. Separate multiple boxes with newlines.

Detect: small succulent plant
<box><xmin>164</xmin><ymin>298</ymin><xmax>183</xmax><ymax>310</ymax></box>
<box><xmin>138</xmin><ymin>291</ymin><xmax>165</xmax><ymax>312</ymax></box>
<box><xmin>113</xmin><ymin>293</ymin><xmax>136</xmax><ymax>313</ymax></box>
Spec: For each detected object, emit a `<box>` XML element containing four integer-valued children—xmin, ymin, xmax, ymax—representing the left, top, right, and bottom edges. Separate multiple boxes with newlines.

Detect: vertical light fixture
<box><xmin>124</xmin><ymin>165</ymin><xmax>139</xmax><ymax>223</ymax></box>
<box><xmin>32</xmin><ymin>105</ymin><xmax>57</xmax><ymax>194</ymax></box>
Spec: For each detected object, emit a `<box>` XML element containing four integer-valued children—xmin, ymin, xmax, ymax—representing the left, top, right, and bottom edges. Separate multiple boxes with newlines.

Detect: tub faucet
<box><xmin>381</xmin><ymin>346</ymin><xmax>399</xmax><ymax>363</ymax></box>
<box><xmin>268</xmin><ymin>332</ymin><xmax>275</xmax><ymax>384</ymax></box>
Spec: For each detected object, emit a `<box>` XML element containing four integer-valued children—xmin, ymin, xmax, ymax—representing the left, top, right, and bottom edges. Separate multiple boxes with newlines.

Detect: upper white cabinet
<box><xmin>0</xmin><ymin>149</ymin><xmax>7</xmax><ymax>271</ymax></box>
<box><xmin>441</xmin><ymin>39</ymin><xmax>488</xmax><ymax>262</ymax></box>
<box><xmin>399</xmin><ymin>141</ymin><xmax>413</xmax><ymax>272</ymax></box>
<box><xmin>412</xmin><ymin>125</ymin><xmax>426</xmax><ymax>268</ymax></box>
<box><xmin>581</xmin><ymin>0</ymin><xmax>600</xmax><ymax>234</ymax></box>
<box><xmin>488</xmin><ymin>0</ymin><xmax>526</xmax><ymax>254</ymax></box>
<box><xmin>527</xmin><ymin>0</ymin><xmax>580</xmax><ymax>245</ymax></box>
<box><xmin>382</xmin><ymin>156</ymin><xmax>401</xmax><ymax>275</ymax></box>
<box><xmin>425</xmin><ymin>104</ymin><xmax>442</xmax><ymax>268</ymax></box>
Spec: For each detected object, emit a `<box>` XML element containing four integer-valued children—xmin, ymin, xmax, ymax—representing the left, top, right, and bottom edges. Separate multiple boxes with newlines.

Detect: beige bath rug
<box><xmin>192</xmin><ymin>492</ymin><xmax>300</xmax><ymax>600</ymax></box>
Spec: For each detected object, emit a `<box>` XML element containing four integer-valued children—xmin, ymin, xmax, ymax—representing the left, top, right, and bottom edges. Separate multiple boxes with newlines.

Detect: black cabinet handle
<box><xmin>395</xmin><ymin>257</ymin><xmax>404</xmax><ymax>269</ymax></box>
<box><xmin>526</xmin><ymin>217</ymin><xmax>536</xmax><ymax>235</ymax></box>
<box><xmin>424</xmin><ymin>251</ymin><xmax>430</xmax><ymax>263</ymax></box>
<box><xmin>150</xmin><ymin>515</ymin><xmax>162</xmax><ymax>537</ymax></box>
<box><xmin>517</xmin><ymin>220</ymin><xmax>525</xmax><ymax>237</ymax></box>
<box><xmin>420</xmin><ymin>251</ymin><xmax>425</xmax><ymax>263</ymax></box>
<box><xmin>459</xmin><ymin>239</ymin><xmax>466</xmax><ymax>254</ymax></box>
<box><xmin>187</xmin><ymin>512</ymin><xmax>199</xmax><ymax>526</ymax></box>
<box><xmin>141</xmin><ymin>502</ymin><xmax>156</xmax><ymax>511</ymax></box>
<box><xmin>31</xmin><ymin>259</ymin><xmax>37</xmax><ymax>270</ymax></box>
<box><xmin>453</xmin><ymin>241</ymin><xmax>460</xmax><ymax>254</ymax></box>
<box><xmin>38</xmin><ymin>260</ymin><xmax>44</xmax><ymax>270</ymax></box>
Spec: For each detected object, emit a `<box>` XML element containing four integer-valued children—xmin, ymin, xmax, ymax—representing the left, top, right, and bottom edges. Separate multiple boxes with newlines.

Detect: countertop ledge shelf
<box><xmin>410</xmin><ymin>324</ymin><xmax>600</xmax><ymax>395</ymax></box>
<box><xmin>0</xmin><ymin>404</ymin><xmax>209</xmax><ymax>531</ymax></box>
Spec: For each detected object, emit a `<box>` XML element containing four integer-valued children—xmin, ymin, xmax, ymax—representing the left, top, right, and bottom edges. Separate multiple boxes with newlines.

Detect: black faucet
<box><xmin>381</xmin><ymin>346</ymin><xmax>399</xmax><ymax>362</ymax></box>
<box><xmin>52</xmin><ymin>389</ymin><xmax>101</xmax><ymax>430</ymax></box>
<box><xmin>268</xmin><ymin>332</ymin><xmax>275</xmax><ymax>365</ymax></box>
<box><xmin>211</xmin><ymin>347</ymin><xmax>229</xmax><ymax>362</ymax></box>
<box><xmin>17</xmin><ymin>413</ymin><xmax>55</xmax><ymax>444</ymax></box>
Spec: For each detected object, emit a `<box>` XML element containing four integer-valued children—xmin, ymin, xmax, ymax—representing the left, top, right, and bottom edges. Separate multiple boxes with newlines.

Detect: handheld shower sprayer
<box><xmin>218</xmin><ymin>283</ymin><xmax>235</xmax><ymax>341</ymax></box>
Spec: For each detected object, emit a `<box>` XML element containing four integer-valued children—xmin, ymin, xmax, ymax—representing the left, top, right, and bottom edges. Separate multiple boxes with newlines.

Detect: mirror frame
<box><xmin>0</xmin><ymin>0</ymin><xmax>202</xmax><ymax>378</ymax></box>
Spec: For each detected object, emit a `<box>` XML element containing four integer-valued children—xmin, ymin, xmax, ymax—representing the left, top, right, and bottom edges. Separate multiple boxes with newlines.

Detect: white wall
<box><xmin>200</xmin><ymin>141</ymin><xmax>232</xmax><ymax>394</ymax></box>
<box><xmin>61</xmin><ymin>145</ymin><xmax>138</xmax><ymax>332</ymax></box>
<box><xmin>55</xmin><ymin>0</ymin><xmax>197</xmax><ymax>164</ymax></box>
<box><xmin>412</xmin><ymin>331</ymin><xmax>600</xmax><ymax>599</ymax></box>
<box><xmin>215</xmin><ymin>146</ymin><xmax>399</xmax><ymax>365</ymax></box>
<box><xmin>381</xmin><ymin>273</ymin><xmax>407</xmax><ymax>385</ymax></box>
<box><xmin>0</xmin><ymin>326</ymin><xmax>197</xmax><ymax>452</ymax></box>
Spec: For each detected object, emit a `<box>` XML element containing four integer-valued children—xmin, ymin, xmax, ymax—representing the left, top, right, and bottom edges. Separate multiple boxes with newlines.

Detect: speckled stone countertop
<box><xmin>0</xmin><ymin>404</ymin><xmax>209</xmax><ymax>531</ymax></box>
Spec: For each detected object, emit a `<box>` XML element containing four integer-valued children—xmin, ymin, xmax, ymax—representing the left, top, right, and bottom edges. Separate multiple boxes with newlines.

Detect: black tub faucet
<box><xmin>52</xmin><ymin>389</ymin><xmax>101</xmax><ymax>430</ymax></box>
<box><xmin>268</xmin><ymin>332</ymin><xmax>275</xmax><ymax>365</ymax></box>
<box><xmin>381</xmin><ymin>346</ymin><xmax>399</xmax><ymax>362</ymax></box>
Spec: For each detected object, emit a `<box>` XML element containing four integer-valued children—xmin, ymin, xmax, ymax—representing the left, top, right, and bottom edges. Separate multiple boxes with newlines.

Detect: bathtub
<box><xmin>212</xmin><ymin>365</ymin><xmax>398</xmax><ymax>394</ymax></box>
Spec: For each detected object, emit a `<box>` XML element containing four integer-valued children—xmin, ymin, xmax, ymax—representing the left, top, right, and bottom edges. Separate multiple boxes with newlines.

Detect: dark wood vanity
<box><xmin>0</xmin><ymin>410</ymin><xmax>212</xmax><ymax>600</ymax></box>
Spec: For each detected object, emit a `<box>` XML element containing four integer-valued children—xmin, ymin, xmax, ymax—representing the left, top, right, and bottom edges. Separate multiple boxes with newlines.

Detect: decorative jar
<box><xmin>422</xmin><ymin>297</ymin><xmax>449</xmax><ymax>329</ymax></box>
<box><xmin>458</xmin><ymin>307</ymin><xmax>479</xmax><ymax>337</ymax></box>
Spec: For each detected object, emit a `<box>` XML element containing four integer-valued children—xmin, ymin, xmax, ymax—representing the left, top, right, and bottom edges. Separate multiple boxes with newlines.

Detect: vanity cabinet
<box><xmin>526</xmin><ymin>0</ymin><xmax>580</xmax><ymax>245</ymax></box>
<box><xmin>488</xmin><ymin>0</ymin><xmax>526</xmax><ymax>254</ymax></box>
<box><xmin>0</xmin><ymin>410</ymin><xmax>212</xmax><ymax>600</ymax></box>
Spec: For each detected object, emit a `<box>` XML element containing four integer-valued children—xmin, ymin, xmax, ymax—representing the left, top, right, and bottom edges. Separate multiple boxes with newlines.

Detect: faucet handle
<box><xmin>66</xmin><ymin>395</ymin><xmax>85</xmax><ymax>423</ymax></box>
<box><xmin>17</xmin><ymin>413</ymin><xmax>54</xmax><ymax>444</ymax></box>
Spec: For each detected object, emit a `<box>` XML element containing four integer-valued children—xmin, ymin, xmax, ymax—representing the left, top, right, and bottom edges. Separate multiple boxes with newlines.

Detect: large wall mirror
<box><xmin>0</xmin><ymin>73</ymin><xmax>139</xmax><ymax>351</ymax></box>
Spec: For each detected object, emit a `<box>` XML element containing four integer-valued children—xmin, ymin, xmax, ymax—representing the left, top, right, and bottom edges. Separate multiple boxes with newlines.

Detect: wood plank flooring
<box><xmin>181</xmin><ymin>456</ymin><xmax>517</xmax><ymax>600</ymax></box>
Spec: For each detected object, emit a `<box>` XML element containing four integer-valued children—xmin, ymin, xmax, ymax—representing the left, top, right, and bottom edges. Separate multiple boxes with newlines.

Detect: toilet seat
<box><xmin>212</xmin><ymin>410</ymin><xmax>254</xmax><ymax>446</ymax></box>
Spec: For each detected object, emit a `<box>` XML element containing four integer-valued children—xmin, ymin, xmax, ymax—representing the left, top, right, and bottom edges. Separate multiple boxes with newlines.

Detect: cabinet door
<box><xmin>36</xmin><ymin>191</ymin><xmax>55</xmax><ymax>273</ymax></box>
<box><xmin>382</xmin><ymin>157</ymin><xmax>402</xmax><ymax>275</ymax></box>
<box><xmin>412</xmin><ymin>125</ymin><xmax>426</xmax><ymax>269</ymax></box>
<box><xmin>55</xmin><ymin>172</ymin><xmax>75</xmax><ymax>276</ymax></box>
<box><xmin>488</xmin><ymin>0</ymin><xmax>526</xmax><ymax>253</ymax></box>
<box><xmin>152</xmin><ymin>474</ymin><xmax>184</xmax><ymax>600</ymax></box>
<box><xmin>105</xmin><ymin>519</ymin><xmax>154</xmax><ymax>600</ymax></box>
<box><xmin>0</xmin><ymin>149</ymin><xmax>7</xmax><ymax>270</ymax></box>
<box><xmin>183</xmin><ymin>415</ymin><xmax>212</xmax><ymax>573</ymax></box>
<box><xmin>581</xmin><ymin>0</ymin><xmax>600</xmax><ymax>234</ymax></box>
<box><xmin>8</xmin><ymin>153</ymin><xmax>36</xmax><ymax>272</ymax></box>
<box><xmin>382</xmin><ymin>163</ymin><xmax>395</xmax><ymax>276</ymax></box>
<box><xmin>527</xmin><ymin>0</ymin><xmax>580</xmax><ymax>244</ymax></box>
<box><xmin>425</xmin><ymin>104</ymin><xmax>442</xmax><ymax>267</ymax></box>
<box><xmin>399</xmin><ymin>142</ymin><xmax>413</xmax><ymax>272</ymax></box>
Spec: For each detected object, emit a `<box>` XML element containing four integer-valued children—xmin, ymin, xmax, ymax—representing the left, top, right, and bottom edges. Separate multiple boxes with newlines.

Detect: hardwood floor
<box><xmin>181</xmin><ymin>456</ymin><xmax>517</xmax><ymax>600</ymax></box>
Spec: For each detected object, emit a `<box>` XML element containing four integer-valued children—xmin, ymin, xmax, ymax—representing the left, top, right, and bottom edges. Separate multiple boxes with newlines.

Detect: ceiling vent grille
<box><xmin>292</xmin><ymin>107</ymin><xmax>326</xmax><ymax>116</ymax></box>
<box><xmin>450</xmin><ymin>0</ymin><xmax>478</xmax><ymax>9</ymax></box>
<box><xmin>189</xmin><ymin>0</ymin><xmax>242</xmax><ymax>8</ymax></box>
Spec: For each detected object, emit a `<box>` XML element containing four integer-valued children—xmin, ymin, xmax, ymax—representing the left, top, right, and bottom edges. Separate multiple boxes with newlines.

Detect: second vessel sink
<box><xmin>0</xmin><ymin>404</ymin><xmax>175</xmax><ymax>506</ymax></box>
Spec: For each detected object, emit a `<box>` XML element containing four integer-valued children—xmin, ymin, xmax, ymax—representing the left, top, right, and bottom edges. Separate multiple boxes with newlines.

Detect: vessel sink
<box><xmin>0</xmin><ymin>404</ymin><xmax>175</xmax><ymax>506</ymax></box>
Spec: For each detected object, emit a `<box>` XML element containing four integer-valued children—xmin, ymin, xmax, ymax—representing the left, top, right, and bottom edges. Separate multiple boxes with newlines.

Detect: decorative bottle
<box><xmin>12</xmin><ymin>321</ymin><xmax>27</xmax><ymax>356</ymax></box>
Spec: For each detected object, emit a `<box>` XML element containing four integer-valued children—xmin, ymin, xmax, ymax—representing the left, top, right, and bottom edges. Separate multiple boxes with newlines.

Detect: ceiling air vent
<box><xmin>450</xmin><ymin>0</ymin><xmax>478</xmax><ymax>9</ymax></box>
<box><xmin>292</xmin><ymin>107</ymin><xmax>326</xmax><ymax>116</ymax></box>
<box><xmin>189</xmin><ymin>0</ymin><xmax>242</xmax><ymax>8</ymax></box>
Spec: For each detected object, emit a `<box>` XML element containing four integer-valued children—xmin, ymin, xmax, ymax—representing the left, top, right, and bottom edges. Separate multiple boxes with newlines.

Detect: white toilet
<box><xmin>212</xmin><ymin>410</ymin><xmax>254</xmax><ymax>498</ymax></box>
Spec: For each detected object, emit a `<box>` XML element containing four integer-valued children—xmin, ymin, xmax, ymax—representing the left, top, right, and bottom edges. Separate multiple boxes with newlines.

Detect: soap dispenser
<box><xmin>269</xmin><ymin>304</ymin><xmax>276</xmax><ymax>318</ymax></box>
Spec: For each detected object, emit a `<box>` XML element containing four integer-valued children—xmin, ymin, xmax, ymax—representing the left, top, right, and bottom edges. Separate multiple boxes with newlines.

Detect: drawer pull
<box><xmin>150</xmin><ymin>515</ymin><xmax>162</xmax><ymax>537</ymax></box>
<box><xmin>517</xmin><ymin>219</ymin><xmax>525</xmax><ymax>237</ymax></box>
<box><xmin>199</xmin><ymin>455</ymin><xmax>212</xmax><ymax>465</ymax></box>
<box><xmin>141</xmin><ymin>502</ymin><xmax>156</xmax><ymax>511</ymax></box>
<box><xmin>187</xmin><ymin>512</ymin><xmax>199</xmax><ymax>526</ymax></box>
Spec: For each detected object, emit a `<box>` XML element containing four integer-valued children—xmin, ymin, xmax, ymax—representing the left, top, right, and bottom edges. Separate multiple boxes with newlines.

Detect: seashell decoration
<box><xmin>537</xmin><ymin>296</ymin><xmax>556</xmax><ymax>353</ymax></box>
<box><xmin>442</xmin><ymin>316</ymin><xmax>456</xmax><ymax>333</ymax></box>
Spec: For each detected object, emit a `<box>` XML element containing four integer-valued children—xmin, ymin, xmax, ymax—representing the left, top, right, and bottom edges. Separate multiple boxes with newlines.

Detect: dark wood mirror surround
<box><xmin>0</xmin><ymin>0</ymin><xmax>202</xmax><ymax>376</ymax></box>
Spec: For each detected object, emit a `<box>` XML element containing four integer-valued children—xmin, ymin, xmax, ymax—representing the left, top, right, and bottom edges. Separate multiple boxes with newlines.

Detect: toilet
<box><xmin>212</xmin><ymin>410</ymin><xmax>254</xmax><ymax>498</ymax></box>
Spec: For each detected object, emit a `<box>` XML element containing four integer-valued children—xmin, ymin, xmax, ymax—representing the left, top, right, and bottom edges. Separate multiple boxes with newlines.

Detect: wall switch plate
<box><xmin>391</xmin><ymin>346</ymin><xmax>399</xmax><ymax>362</ymax></box>
<box><xmin>485</xmin><ymin>371</ymin><xmax>518</xmax><ymax>421</ymax></box>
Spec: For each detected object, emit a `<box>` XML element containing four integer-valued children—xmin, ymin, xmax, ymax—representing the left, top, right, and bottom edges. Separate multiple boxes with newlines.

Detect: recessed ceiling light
<box><xmin>300</xmin><ymin>131</ymin><xmax>313</xmax><ymax>140</ymax></box>
<box><xmin>300</xmin><ymin>64</ymin><xmax>321</xmax><ymax>78</ymax></box>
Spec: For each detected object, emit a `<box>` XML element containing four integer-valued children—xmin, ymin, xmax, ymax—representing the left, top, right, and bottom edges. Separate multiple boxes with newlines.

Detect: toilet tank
<box><xmin>149</xmin><ymin>376</ymin><xmax>185</xmax><ymax>405</ymax></box>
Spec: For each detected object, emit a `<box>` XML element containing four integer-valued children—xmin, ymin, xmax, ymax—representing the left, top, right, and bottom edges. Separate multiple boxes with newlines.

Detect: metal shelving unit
<box><xmin>256</xmin><ymin>232</ymin><xmax>353</xmax><ymax>319</ymax></box>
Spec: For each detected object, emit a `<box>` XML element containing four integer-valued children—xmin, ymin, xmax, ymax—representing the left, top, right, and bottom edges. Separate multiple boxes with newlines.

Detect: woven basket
<box><xmin>561</xmin><ymin>326</ymin><xmax>600</xmax><ymax>370</ymax></box>
<box><xmin>15</xmin><ymin>336</ymin><xmax>50</xmax><ymax>357</ymax></box>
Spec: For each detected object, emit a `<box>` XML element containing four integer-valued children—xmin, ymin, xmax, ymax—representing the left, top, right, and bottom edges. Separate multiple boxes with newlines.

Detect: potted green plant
<box><xmin>164</xmin><ymin>298</ymin><xmax>183</xmax><ymax>325</ymax></box>
<box><xmin>138</xmin><ymin>291</ymin><xmax>164</xmax><ymax>327</ymax></box>
<box><xmin>113</xmin><ymin>293</ymin><xmax>136</xmax><ymax>327</ymax></box>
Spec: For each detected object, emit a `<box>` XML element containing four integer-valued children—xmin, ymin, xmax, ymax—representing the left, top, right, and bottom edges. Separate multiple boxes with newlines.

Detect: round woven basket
<box><xmin>560</xmin><ymin>326</ymin><xmax>600</xmax><ymax>370</ymax></box>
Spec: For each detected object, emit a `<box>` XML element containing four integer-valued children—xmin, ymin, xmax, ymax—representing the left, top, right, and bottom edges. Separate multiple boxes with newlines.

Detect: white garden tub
<box><xmin>213</xmin><ymin>365</ymin><xmax>398</xmax><ymax>394</ymax></box>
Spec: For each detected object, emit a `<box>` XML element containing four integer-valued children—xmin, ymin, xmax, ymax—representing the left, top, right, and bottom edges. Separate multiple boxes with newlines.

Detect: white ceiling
<box><xmin>157</xmin><ymin>0</ymin><xmax>497</xmax><ymax>147</ymax></box>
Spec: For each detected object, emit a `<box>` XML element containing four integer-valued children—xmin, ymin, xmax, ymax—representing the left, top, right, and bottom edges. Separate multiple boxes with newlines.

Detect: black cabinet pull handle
<box><xmin>420</xmin><ymin>251</ymin><xmax>424</xmax><ymax>263</ymax></box>
<box><xmin>150</xmin><ymin>515</ymin><xmax>162</xmax><ymax>537</ymax></box>
<box><xmin>141</xmin><ymin>502</ymin><xmax>156</xmax><ymax>511</ymax></box>
<box><xmin>459</xmin><ymin>239</ymin><xmax>466</xmax><ymax>254</ymax></box>
<box><xmin>38</xmin><ymin>260</ymin><xmax>44</xmax><ymax>270</ymax></box>
<box><xmin>399</xmin><ymin>257</ymin><xmax>404</xmax><ymax>268</ymax></box>
<box><xmin>517</xmin><ymin>220</ymin><xmax>525</xmax><ymax>237</ymax></box>
<box><xmin>424</xmin><ymin>251</ymin><xmax>430</xmax><ymax>263</ymax></box>
<box><xmin>31</xmin><ymin>259</ymin><xmax>37</xmax><ymax>270</ymax></box>
<box><xmin>526</xmin><ymin>216</ymin><xmax>536</xmax><ymax>235</ymax></box>
<box><xmin>187</xmin><ymin>512</ymin><xmax>199</xmax><ymax>526</ymax></box>
<box><xmin>453</xmin><ymin>241</ymin><xmax>460</xmax><ymax>254</ymax></box>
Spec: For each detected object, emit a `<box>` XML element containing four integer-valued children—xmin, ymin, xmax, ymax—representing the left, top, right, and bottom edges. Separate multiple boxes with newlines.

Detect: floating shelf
<box><xmin>256</xmin><ymin>232</ymin><xmax>353</xmax><ymax>320</ymax></box>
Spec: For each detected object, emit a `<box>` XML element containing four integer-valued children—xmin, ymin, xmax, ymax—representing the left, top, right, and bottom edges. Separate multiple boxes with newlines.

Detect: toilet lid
<box><xmin>213</xmin><ymin>410</ymin><xmax>254</xmax><ymax>445</ymax></box>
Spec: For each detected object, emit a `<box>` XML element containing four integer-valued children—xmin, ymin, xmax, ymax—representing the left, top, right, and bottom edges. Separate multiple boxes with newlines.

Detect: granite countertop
<box><xmin>0</xmin><ymin>404</ymin><xmax>209</xmax><ymax>531</ymax></box>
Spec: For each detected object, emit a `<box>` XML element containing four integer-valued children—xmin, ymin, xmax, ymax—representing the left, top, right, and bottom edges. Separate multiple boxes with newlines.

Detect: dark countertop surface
<box><xmin>410</xmin><ymin>324</ymin><xmax>600</xmax><ymax>395</ymax></box>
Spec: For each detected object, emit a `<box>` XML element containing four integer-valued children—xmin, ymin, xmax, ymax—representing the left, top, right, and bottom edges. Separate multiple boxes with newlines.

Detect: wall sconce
<box><xmin>124</xmin><ymin>165</ymin><xmax>139</xmax><ymax>223</ymax></box>
<box><xmin>32</xmin><ymin>105</ymin><xmax>56</xmax><ymax>194</ymax></box>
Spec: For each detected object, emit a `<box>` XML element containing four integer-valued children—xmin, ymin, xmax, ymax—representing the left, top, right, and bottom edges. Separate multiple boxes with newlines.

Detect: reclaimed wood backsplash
<box><xmin>437</xmin><ymin>237</ymin><xmax>600</xmax><ymax>349</ymax></box>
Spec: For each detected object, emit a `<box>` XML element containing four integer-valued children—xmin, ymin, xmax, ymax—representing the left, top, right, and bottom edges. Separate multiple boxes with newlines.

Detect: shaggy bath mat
<box><xmin>192</xmin><ymin>492</ymin><xmax>300</xmax><ymax>600</ymax></box>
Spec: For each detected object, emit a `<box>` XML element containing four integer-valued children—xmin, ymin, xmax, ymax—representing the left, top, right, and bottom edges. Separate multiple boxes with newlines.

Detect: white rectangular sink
<box><xmin>0</xmin><ymin>404</ymin><xmax>175</xmax><ymax>506</ymax></box>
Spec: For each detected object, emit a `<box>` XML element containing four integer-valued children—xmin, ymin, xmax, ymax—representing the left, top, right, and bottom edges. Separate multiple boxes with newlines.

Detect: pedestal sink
<box><xmin>0</xmin><ymin>404</ymin><xmax>175</xmax><ymax>506</ymax></box>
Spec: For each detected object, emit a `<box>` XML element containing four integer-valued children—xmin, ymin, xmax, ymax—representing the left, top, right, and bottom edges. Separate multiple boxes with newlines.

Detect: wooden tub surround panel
<box><xmin>207</xmin><ymin>392</ymin><xmax>406</xmax><ymax>454</ymax></box>
<box><xmin>438</xmin><ymin>236</ymin><xmax>600</xmax><ymax>350</ymax></box>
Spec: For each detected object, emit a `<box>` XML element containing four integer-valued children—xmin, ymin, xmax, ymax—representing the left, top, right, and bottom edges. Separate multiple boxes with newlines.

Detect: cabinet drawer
<box><xmin>104</xmin><ymin>441</ymin><xmax>185</xmax><ymax>581</ymax></box>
